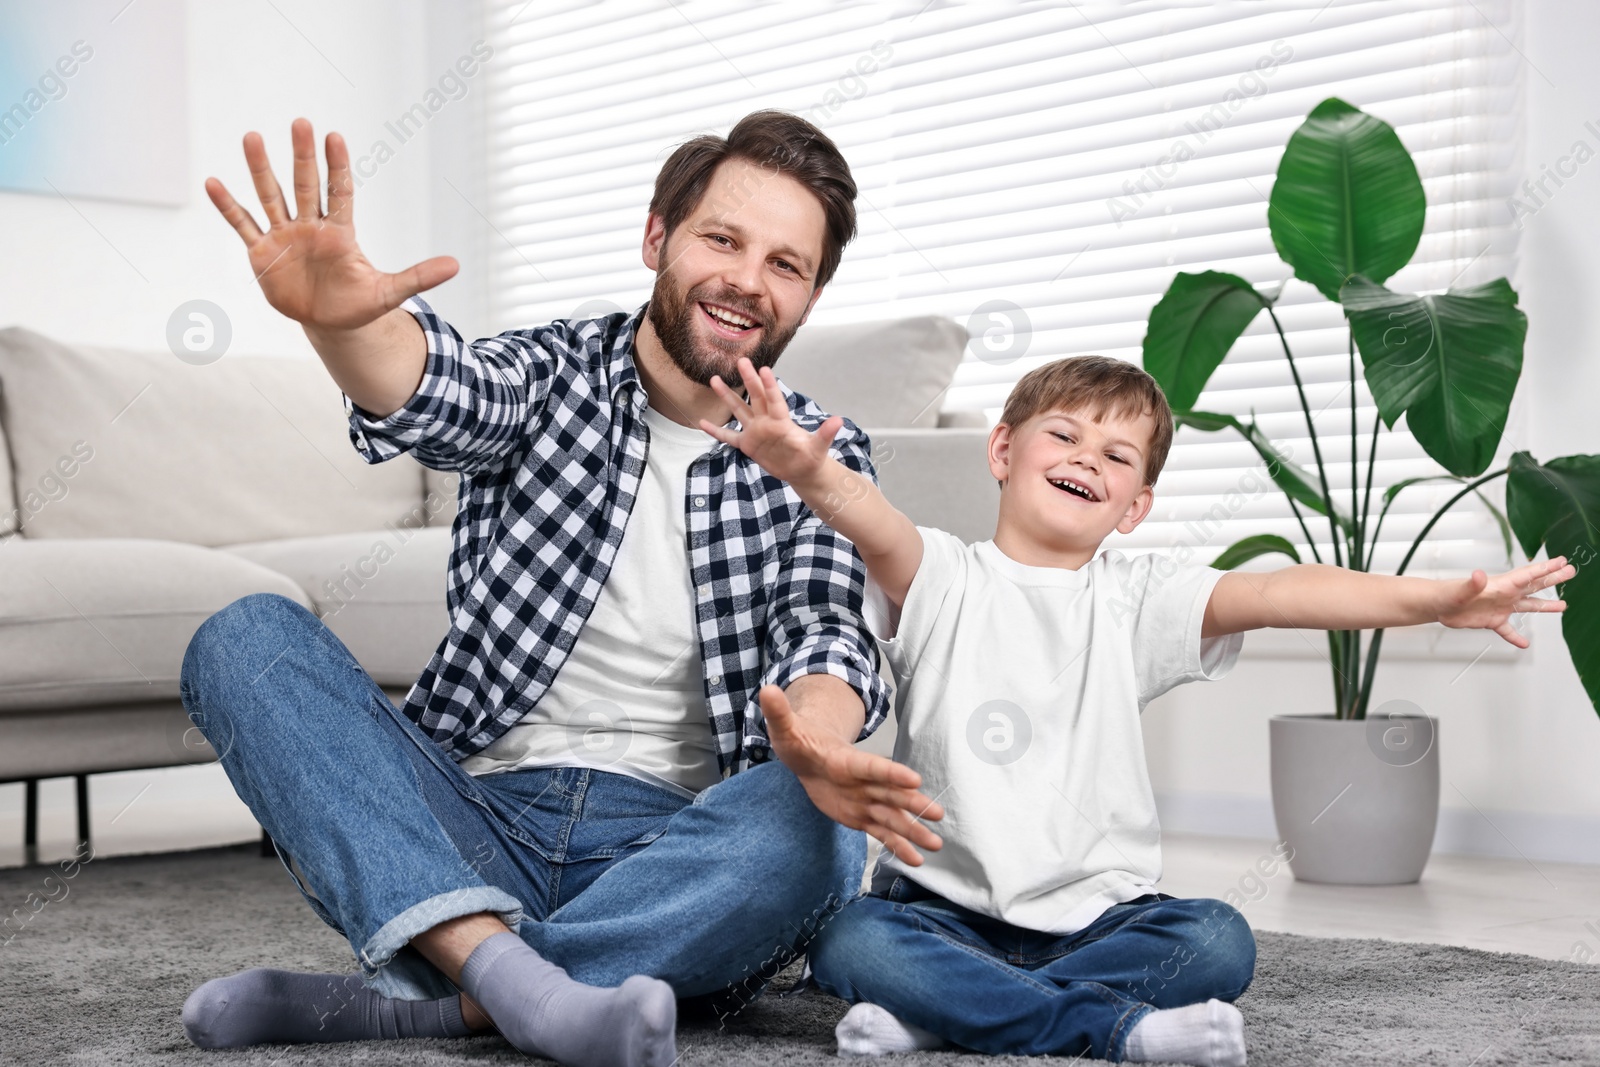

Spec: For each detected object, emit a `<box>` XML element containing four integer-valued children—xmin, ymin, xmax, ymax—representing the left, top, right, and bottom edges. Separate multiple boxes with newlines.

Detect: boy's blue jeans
<box><xmin>809</xmin><ymin>873</ymin><xmax>1256</xmax><ymax>1061</ymax></box>
<box><xmin>178</xmin><ymin>593</ymin><xmax>866</xmax><ymax>1005</ymax></box>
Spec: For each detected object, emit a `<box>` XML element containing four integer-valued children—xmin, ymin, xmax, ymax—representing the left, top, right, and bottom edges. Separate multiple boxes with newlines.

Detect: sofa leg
<box><xmin>260</xmin><ymin>828</ymin><xmax>275</xmax><ymax>858</ymax></box>
<box><xmin>23</xmin><ymin>779</ymin><xmax>39</xmax><ymax>865</ymax></box>
<box><xmin>75</xmin><ymin>774</ymin><xmax>91</xmax><ymax>853</ymax></box>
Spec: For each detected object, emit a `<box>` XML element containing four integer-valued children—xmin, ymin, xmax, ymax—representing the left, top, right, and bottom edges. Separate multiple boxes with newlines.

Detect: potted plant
<box><xmin>1139</xmin><ymin>98</ymin><xmax>1598</xmax><ymax>885</ymax></box>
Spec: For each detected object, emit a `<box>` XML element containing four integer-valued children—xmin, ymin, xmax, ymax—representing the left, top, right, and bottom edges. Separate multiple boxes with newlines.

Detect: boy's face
<box><xmin>987</xmin><ymin>405</ymin><xmax>1157</xmax><ymax>553</ymax></box>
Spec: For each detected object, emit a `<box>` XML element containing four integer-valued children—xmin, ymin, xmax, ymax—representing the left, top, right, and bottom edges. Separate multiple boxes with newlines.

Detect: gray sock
<box><xmin>181</xmin><ymin>968</ymin><xmax>475</xmax><ymax>1047</ymax></box>
<box><xmin>457</xmin><ymin>931</ymin><xmax>677</xmax><ymax>1067</ymax></box>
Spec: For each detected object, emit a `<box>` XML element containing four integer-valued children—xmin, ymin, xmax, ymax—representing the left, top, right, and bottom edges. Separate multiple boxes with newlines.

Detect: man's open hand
<box><xmin>205</xmin><ymin>117</ymin><xmax>457</xmax><ymax>332</ymax></box>
<box><xmin>1436</xmin><ymin>555</ymin><xmax>1575</xmax><ymax>648</ymax></box>
<box><xmin>757</xmin><ymin>682</ymin><xmax>944</xmax><ymax>866</ymax></box>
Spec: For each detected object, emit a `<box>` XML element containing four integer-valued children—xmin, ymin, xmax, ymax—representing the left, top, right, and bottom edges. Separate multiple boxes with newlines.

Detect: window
<box><xmin>483</xmin><ymin>0</ymin><xmax>1522</xmax><ymax>574</ymax></box>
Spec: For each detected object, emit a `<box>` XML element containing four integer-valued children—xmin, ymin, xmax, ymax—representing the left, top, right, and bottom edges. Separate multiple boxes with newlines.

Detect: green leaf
<box><xmin>1269</xmin><ymin>98</ymin><xmax>1426</xmax><ymax>302</ymax></box>
<box><xmin>1342</xmin><ymin>276</ymin><xmax>1527</xmax><ymax>477</ymax></box>
<box><xmin>1142</xmin><ymin>272</ymin><xmax>1270</xmax><ymax>413</ymax></box>
<box><xmin>1507</xmin><ymin>452</ymin><xmax>1600</xmax><ymax>560</ymax></box>
<box><xmin>1174</xmin><ymin>410</ymin><xmax>1236</xmax><ymax>433</ymax></box>
<box><xmin>1506</xmin><ymin>451</ymin><xmax>1600</xmax><ymax>717</ymax></box>
<box><xmin>1210</xmin><ymin>534</ymin><xmax>1302</xmax><ymax>570</ymax></box>
<box><xmin>1178</xmin><ymin>410</ymin><xmax>1356</xmax><ymax>537</ymax></box>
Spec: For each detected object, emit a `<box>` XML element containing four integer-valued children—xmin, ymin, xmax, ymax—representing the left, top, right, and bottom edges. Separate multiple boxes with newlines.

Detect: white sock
<box><xmin>1123</xmin><ymin>999</ymin><xmax>1246</xmax><ymax>1067</ymax></box>
<box><xmin>835</xmin><ymin>1002</ymin><xmax>949</xmax><ymax>1057</ymax></box>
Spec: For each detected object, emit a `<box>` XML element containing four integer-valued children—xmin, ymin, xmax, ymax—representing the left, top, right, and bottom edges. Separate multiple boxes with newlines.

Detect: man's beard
<box><xmin>646</xmin><ymin>271</ymin><xmax>801</xmax><ymax>387</ymax></box>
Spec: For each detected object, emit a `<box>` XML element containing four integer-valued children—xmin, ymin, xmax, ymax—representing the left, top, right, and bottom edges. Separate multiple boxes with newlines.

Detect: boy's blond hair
<box><xmin>997</xmin><ymin>356</ymin><xmax>1175</xmax><ymax>487</ymax></box>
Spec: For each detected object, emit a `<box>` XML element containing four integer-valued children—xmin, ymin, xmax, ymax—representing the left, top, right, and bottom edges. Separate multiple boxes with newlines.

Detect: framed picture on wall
<box><xmin>0</xmin><ymin>0</ymin><xmax>187</xmax><ymax>206</ymax></box>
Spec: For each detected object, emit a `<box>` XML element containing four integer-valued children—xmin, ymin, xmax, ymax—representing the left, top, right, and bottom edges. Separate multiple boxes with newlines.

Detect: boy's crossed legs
<box><xmin>809</xmin><ymin>875</ymin><xmax>1255</xmax><ymax>1064</ymax></box>
<box><xmin>177</xmin><ymin>593</ymin><xmax>866</xmax><ymax>1063</ymax></box>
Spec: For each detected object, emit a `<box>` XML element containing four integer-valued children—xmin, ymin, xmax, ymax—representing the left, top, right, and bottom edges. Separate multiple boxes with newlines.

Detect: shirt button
<box><xmin>697</xmin><ymin>583</ymin><xmax>711</xmax><ymax>597</ymax></box>
<box><xmin>710</xmin><ymin>675</ymin><xmax>721</xmax><ymax>686</ymax></box>
<box><xmin>694</xmin><ymin>496</ymin><xmax>706</xmax><ymax>507</ymax></box>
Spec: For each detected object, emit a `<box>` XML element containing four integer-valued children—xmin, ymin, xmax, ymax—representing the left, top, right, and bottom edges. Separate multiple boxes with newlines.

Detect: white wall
<box><xmin>0</xmin><ymin>0</ymin><xmax>435</xmax><ymax>356</ymax></box>
<box><xmin>1142</xmin><ymin>0</ymin><xmax>1600</xmax><ymax>865</ymax></box>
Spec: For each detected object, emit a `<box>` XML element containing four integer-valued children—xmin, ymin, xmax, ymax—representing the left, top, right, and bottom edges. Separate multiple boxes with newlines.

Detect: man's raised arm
<box><xmin>205</xmin><ymin>117</ymin><xmax>457</xmax><ymax>417</ymax></box>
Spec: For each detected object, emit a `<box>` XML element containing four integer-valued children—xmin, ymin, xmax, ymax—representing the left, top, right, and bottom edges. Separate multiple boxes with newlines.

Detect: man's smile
<box><xmin>699</xmin><ymin>300</ymin><xmax>762</xmax><ymax>339</ymax></box>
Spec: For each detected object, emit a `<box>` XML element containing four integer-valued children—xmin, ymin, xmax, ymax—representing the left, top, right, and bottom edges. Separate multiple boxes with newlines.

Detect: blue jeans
<box><xmin>178</xmin><ymin>593</ymin><xmax>866</xmax><ymax>1005</ymax></box>
<box><xmin>809</xmin><ymin>874</ymin><xmax>1256</xmax><ymax>1061</ymax></box>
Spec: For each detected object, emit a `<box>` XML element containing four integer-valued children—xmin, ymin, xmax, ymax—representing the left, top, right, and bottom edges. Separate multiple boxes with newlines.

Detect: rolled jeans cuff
<box><xmin>357</xmin><ymin>886</ymin><xmax>526</xmax><ymax>1000</ymax></box>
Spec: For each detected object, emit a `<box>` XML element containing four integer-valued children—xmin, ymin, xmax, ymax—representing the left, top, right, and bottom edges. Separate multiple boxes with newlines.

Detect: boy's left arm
<box><xmin>1202</xmin><ymin>557</ymin><xmax>1576</xmax><ymax>646</ymax></box>
<box><xmin>742</xmin><ymin>420</ymin><xmax>945</xmax><ymax>866</ymax></box>
<box><xmin>755</xmin><ymin>539</ymin><xmax>946</xmax><ymax>865</ymax></box>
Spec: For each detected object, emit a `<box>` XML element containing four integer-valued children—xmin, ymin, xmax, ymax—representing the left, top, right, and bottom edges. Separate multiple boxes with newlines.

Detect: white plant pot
<box><xmin>1268</xmin><ymin>713</ymin><xmax>1440</xmax><ymax>885</ymax></box>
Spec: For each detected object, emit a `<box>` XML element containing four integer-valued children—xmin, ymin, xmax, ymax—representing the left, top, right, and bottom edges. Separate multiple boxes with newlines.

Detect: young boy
<box><xmin>698</xmin><ymin>353</ymin><xmax>1573</xmax><ymax>1065</ymax></box>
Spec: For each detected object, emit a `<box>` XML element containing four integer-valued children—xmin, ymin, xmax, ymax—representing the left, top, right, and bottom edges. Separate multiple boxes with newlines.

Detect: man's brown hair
<box><xmin>649</xmin><ymin>110</ymin><xmax>857</xmax><ymax>290</ymax></box>
<box><xmin>998</xmin><ymin>355</ymin><xmax>1176</xmax><ymax>487</ymax></box>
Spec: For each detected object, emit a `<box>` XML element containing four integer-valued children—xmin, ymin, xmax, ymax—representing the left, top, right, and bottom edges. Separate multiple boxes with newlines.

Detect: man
<box><xmin>177</xmin><ymin>111</ymin><xmax>945</xmax><ymax>1067</ymax></box>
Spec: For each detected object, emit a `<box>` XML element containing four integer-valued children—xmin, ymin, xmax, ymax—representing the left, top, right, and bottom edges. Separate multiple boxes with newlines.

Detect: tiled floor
<box><xmin>1158</xmin><ymin>833</ymin><xmax>1600</xmax><ymax>966</ymax></box>
<box><xmin>4</xmin><ymin>765</ymin><xmax>1597</xmax><ymax>966</ymax></box>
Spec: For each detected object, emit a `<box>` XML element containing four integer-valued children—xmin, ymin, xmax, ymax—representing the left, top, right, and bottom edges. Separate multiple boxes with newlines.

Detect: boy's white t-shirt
<box><xmin>868</xmin><ymin>526</ymin><xmax>1244</xmax><ymax>935</ymax></box>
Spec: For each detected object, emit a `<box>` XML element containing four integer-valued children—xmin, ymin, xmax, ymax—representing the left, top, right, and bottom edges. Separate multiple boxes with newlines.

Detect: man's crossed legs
<box><xmin>177</xmin><ymin>593</ymin><xmax>866</xmax><ymax>1063</ymax></box>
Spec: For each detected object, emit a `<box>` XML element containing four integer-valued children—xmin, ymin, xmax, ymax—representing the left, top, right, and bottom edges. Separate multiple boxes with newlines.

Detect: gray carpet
<box><xmin>2</xmin><ymin>843</ymin><xmax>1596</xmax><ymax>1065</ymax></box>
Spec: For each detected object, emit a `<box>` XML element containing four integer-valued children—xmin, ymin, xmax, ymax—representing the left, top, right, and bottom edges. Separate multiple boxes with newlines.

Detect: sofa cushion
<box><xmin>869</xmin><ymin>428</ymin><xmax>999</xmax><ymax>545</ymax></box>
<box><xmin>423</xmin><ymin>468</ymin><xmax>460</xmax><ymax>529</ymax></box>
<box><xmin>0</xmin><ymin>538</ymin><xmax>311</xmax><ymax>713</ymax></box>
<box><xmin>774</xmin><ymin>316</ymin><xmax>968</xmax><ymax>429</ymax></box>
<box><xmin>0</xmin><ymin>327</ymin><xmax>427</xmax><ymax>546</ymax></box>
<box><xmin>937</xmin><ymin>409</ymin><xmax>988</xmax><ymax>428</ymax></box>
<box><xmin>223</xmin><ymin>527</ymin><xmax>452</xmax><ymax>688</ymax></box>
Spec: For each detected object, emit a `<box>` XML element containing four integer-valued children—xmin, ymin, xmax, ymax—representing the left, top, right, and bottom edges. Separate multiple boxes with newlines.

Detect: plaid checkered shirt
<box><xmin>343</xmin><ymin>296</ymin><xmax>892</xmax><ymax>776</ymax></box>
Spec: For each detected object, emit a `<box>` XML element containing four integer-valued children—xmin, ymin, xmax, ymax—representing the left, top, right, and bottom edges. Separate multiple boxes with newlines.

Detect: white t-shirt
<box><xmin>867</xmin><ymin>526</ymin><xmax>1243</xmax><ymax>934</ymax></box>
<box><xmin>458</xmin><ymin>402</ymin><xmax>722</xmax><ymax>798</ymax></box>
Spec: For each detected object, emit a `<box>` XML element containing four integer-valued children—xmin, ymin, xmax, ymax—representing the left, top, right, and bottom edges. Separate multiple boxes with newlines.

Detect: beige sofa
<box><xmin>0</xmin><ymin>314</ymin><xmax>999</xmax><ymax>856</ymax></box>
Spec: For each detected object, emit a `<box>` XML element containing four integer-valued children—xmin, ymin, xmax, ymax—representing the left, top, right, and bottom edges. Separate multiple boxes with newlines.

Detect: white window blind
<box><xmin>482</xmin><ymin>0</ymin><xmax>1523</xmax><ymax>575</ymax></box>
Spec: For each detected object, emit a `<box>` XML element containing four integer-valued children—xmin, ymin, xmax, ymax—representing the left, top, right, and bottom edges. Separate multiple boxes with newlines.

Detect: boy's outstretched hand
<box><xmin>757</xmin><ymin>683</ymin><xmax>945</xmax><ymax>866</ymax></box>
<box><xmin>700</xmin><ymin>357</ymin><xmax>843</xmax><ymax>487</ymax></box>
<box><xmin>1436</xmin><ymin>556</ymin><xmax>1576</xmax><ymax>648</ymax></box>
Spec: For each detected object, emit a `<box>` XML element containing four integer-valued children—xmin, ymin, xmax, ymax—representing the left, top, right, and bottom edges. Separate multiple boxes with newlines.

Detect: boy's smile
<box><xmin>1046</xmin><ymin>472</ymin><xmax>1101</xmax><ymax>503</ymax></box>
<box><xmin>989</xmin><ymin>406</ymin><xmax>1157</xmax><ymax>569</ymax></box>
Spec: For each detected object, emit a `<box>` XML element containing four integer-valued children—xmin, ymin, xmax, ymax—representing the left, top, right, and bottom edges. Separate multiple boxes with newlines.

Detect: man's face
<box><xmin>642</xmin><ymin>157</ymin><xmax>828</xmax><ymax>386</ymax></box>
<box><xmin>989</xmin><ymin>405</ymin><xmax>1157</xmax><ymax>549</ymax></box>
